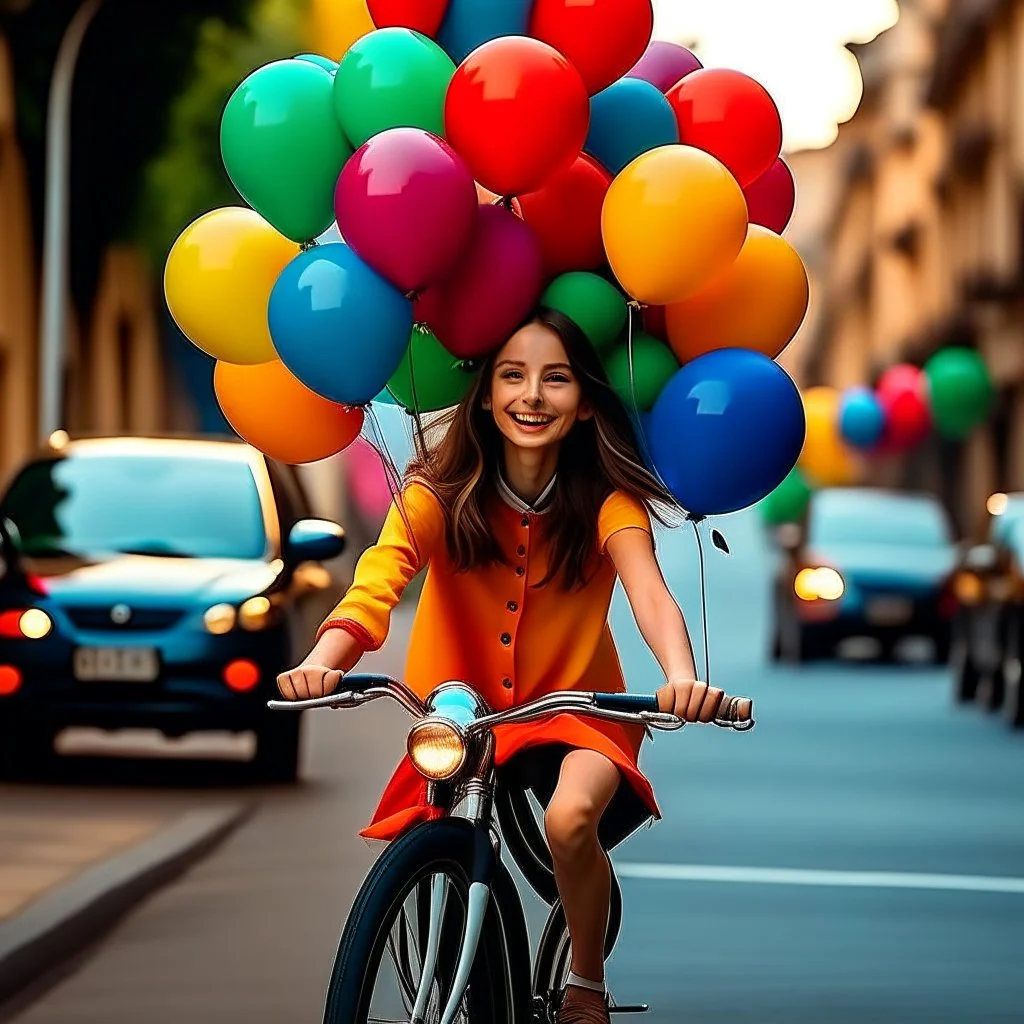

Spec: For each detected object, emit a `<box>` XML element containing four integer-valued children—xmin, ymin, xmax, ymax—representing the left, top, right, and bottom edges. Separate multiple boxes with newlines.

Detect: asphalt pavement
<box><xmin>3</xmin><ymin>511</ymin><xmax>1024</xmax><ymax>1023</ymax></box>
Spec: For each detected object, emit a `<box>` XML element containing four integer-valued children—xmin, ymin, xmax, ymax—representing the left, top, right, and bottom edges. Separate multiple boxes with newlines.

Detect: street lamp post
<box><xmin>37</xmin><ymin>0</ymin><xmax>104</xmax><ymax>444</ymax></box>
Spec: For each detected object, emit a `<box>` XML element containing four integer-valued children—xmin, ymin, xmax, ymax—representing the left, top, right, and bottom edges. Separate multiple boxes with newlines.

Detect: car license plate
<box><xmin>865</xmin><ymin>597</ymin><xmax>913</xmax><ymax>626</ymax></box>
<box><xmin>73</xmin><ymin>647</ymin><xmax>159</xmax><ymax>682</ymax></box>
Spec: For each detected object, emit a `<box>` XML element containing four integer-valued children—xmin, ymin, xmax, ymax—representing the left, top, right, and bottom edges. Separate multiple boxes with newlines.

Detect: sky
<box><xmin>651</xmin><ymin>0</ymin><xmax>900</xmax><ymax>152</ymax></box>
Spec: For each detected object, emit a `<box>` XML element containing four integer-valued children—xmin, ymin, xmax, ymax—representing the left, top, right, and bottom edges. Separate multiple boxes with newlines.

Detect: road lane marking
<box><xmin>616</xmin><ymin>863</ymin><xmax>1024</xmax><ymax>895</ymax></box>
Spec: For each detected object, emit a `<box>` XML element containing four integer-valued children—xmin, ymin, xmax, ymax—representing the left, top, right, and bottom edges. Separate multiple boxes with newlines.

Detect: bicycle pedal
<box><xmin>609</xmin><ymin>1005</ymin><xmax>649</xmax><ymax>1014</ymax></box>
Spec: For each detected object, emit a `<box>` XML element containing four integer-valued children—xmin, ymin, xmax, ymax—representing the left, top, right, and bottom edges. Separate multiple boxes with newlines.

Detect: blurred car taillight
<box><xmin>223</xmin><ymin>659</ymin><xmax>260</xmax><ymax>692</ymax></box>
<box><xmin>0</xmin><ymin>665</ymin><xmax>22</xmax><ymax>695</ymax></box>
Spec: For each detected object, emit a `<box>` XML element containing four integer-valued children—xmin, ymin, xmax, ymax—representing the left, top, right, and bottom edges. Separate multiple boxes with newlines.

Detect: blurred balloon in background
<box><xmin>744</xmin><ymin>158</ymin><xmax>796</xmax><ymax>235</ymax></box>
<box><xmin>799</xmin><ymin>386</ymin><xmax>859</xmax><ymax>486</ymax></box>
<box><xmin>585</xmin><ymin>77</ymin><xmax>678</xmax><ymax>176</ymax></box>
<box><xmin>665</xmin><ymin>225</ymin><xmax>809</xmax><ymax>362</ymax></box>
<box><xmin>839</xmin><ymin>386</ymin><xmax>885</xmax><ymax>450</ymax></box>
<box><xmin>924</xmin><ymin>347</ymin><xmax>994</xmax><ymax>440</ymax></box>
<box><xmin>343</xmin><ymin>436</ymin><xmax>397</xmax><ymax>521</ymax></box>
<box><xmin>626</xmin><ymin>40</ymin><xmax>702</xmax><ymax>93</ymax></box>
<box><xmin>603</xmin><ymin>144</ymin><xmax>748</xmax><ymax>305</ymax></box>
<box><xmin>215</xmin><ymin>360</ymin><xmax>364</xmax><ymax>464</ymax></box>
<box><xmin>386</xmin><ymin>326</ymin><xmax>476</xmax><ymax>412</ymax></box>
<box><xmin>876</xmin><ymin>364</ymin><xmax>932</xmax><ymax>452</ymax></box>
<box><xmin>648</xmin><ymin>348</ymin><xmax>806</xmax><ymax>516</ymax></box>
<box><xmin>334</xmin><ymin>128</ymin><xmax>477</xmax><ymax>294</ymax></box>
<box><xmin>220</xmin><ymin>59</ymin><xmax>352</xmax><ymax>242</ymax></box>
<box><xmin>268</xmin><ymin>243</ymin><xmax>412</xmax><ymax>405</ymax></box>
<box><xmin>164</xmin><ymin>207</ymin><xmax>298</xmax><ymax>365</ymax></box>
<box><xmin>518</xmin><ymin>155</ymin><xmax>612</xmax><ymax>280</ymax></box>
<box><xmin>444</xmin><ymin>36</ymin><xmax>589</xmax><ymax>197</ymax></box>
<box><xmin>541</xmin><ymin>272</ymin><xmax>626</xmax><ymax>352</ymax></box>
<box><xmin>333</xmin><ymin>28</ymin><xmax>455</xmax><ymax>147</ymax></box>
<box><xmin>759</xmin><ymin>466</ymin><xmax>813</xmax><ymax>526</ymax></box>
<box><xmin>416</xmin><ymin>204</ymin><xmax>542</xmax><ymax>358</ymax></box>
<box><xmin>668</xmin><ymin>68</ymin><xmax>782</xmax><ymax>187</ymax></box>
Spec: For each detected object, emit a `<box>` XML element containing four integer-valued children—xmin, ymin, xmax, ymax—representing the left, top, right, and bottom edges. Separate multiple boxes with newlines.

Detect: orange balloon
<box><xmin>214</xmin><ymin>360</ymin><xmax>364</xmax><ymax>464</ymax></box>
<box><xmin>798</xmin><ymin>386</ymin><xmax>859</xmax><ymax>488</ymax></box>
<box><xmin>666</xmin><ymin>225</ymin><xmax>809</xmax><ymax>362</ymax></box>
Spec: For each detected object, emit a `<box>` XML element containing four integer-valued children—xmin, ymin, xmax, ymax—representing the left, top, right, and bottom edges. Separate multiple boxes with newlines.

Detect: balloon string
<box><xmin>364</xmin><ymin>403</ymin><xmax>421</xmax><ymax>563</ymax></box>
<box><xmin>406</xmin><ymin>334</ymin><xmax>429</xmax><ymax>462</ymax></box>
<box><xmin>690</xmin><ymin>518</ymin><xmax>712</xmax><ymax>686</ymax></box>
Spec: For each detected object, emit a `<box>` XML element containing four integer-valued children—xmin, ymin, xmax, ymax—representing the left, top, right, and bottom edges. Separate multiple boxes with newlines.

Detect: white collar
<box><xmin>495</xmin><ymin>469</ymin><xmax>557</xmax><ymax>515</ymax></box>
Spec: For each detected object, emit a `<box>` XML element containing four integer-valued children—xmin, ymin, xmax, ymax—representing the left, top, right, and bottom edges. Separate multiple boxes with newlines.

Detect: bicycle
<box><xmin>268</xmin><ymin>676</ymin><xmax>754</xmax><ymax>1023</ymax></box>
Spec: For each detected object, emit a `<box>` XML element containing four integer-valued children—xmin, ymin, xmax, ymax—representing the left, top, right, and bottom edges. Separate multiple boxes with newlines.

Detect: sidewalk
<box><xmin>0</xmin><ymin>786</ymin><xmax>249</xmax><ymax>1007</ymax></box>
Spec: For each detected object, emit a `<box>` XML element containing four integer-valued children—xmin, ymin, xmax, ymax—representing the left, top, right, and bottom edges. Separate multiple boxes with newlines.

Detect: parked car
<box><xmin>949</xmin><ymin>493</ymin><xmax>1024</xmax><ymax>726</ymax></box>
<box><xmin>0</xmin><ymin>435</ymin><xmax>346</xmax><ymax>780</ymax></box>
<box><xmin>770</xmin><ymin>487</ymin><xmax>958</xmax><ymax>663</ymax></box>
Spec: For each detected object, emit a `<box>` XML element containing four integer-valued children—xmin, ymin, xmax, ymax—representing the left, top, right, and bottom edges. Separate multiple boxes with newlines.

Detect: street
<box><xmin>4</xmin><ymin>511</ymin><xmax>1024</xmax><ymax>1023</ymax></box>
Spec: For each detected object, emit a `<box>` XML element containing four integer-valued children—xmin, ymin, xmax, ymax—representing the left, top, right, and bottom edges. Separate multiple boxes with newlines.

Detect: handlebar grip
<box><xmin>593</xmin><ymin>692</ymin><xmax>661</xmax><ymax>713</ymax></box>
<box><xmin>715</xmin><ymin>695</ymin><xmax>754</xmax><ymax>730</ymax></box>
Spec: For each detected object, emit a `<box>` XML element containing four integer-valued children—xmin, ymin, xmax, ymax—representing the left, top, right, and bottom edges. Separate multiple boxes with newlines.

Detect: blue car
<box><xmin>770</xmin><ymin>488</ymin><xmax>958</xmax><ymax>663</ymax></box>
<box><xmin>0</xmin><ymin>436</ymin><xmax>346</xmax><ymax>780</ymax></box>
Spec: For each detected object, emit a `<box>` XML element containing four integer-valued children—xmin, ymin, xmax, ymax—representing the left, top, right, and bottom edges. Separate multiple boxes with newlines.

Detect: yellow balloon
<box><xmin>799</xmin><ymin>387</ymin><xmax>859</xmax><ymax>487</ymax></box>
<box><xmin>602</xmin><ymin>144</ymin><xmax>748</xmax><ymax>306</ymax></box>
<box><xmin>305</xmin><ymin>0</ymin><xmax>375</xmax><ymax>61</ymax></box>
<box><xmin>164</xmin><ymin>207</ymin><xmax>299</xmax><ymax>365</ymax></box>
<box><xmin>666</xmin><ymin>225</ymin><xmax>809</xmax><ymax>362</ymax></box>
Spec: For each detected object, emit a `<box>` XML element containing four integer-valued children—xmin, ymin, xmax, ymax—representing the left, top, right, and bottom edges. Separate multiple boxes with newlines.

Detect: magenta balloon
<box><xmin>626</xmin><ymin>41</ymin><xmax>703</xmax><ymax>93</ymax></box>
<box><xmin>744</xmin><ymin>158</ymin><xmax>796</xmax><ymax>234</ymax></box>
<box><xmin>416</xmin><ymin>204</ymin><xmax>543</xmax><ymax>360</ymax></box>
<box><xmin>334</xmin><ymin>127</ymin><xmax>478</xmax><ymax>295</ymax></box>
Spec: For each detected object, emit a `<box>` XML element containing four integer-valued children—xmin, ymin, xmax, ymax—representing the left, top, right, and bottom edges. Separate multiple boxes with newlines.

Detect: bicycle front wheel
<box><xmin>324</xmin><ymin>818</ymin><xmax>521</xmax><ymax>1024</ymax></box>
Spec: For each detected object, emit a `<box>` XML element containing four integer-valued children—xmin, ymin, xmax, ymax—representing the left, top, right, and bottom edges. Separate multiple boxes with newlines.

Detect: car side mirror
<box><xmin>286</xmin><ymin>519</ymin><xmax>346</xmax><ymax>563</ymax></box>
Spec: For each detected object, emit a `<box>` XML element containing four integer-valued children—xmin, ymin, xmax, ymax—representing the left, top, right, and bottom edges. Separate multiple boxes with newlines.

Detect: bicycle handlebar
<box><xmin>267</xmin><ymin>674</ymin><xmax>755</xmax><ymax>733</ymax></box>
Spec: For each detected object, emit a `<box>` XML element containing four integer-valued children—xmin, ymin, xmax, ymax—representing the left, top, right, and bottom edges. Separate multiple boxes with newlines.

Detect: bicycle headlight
<box><xmin>407</xmin><ymin>719</ymin><xmax>467</xmax><ymax>781</ymax></box>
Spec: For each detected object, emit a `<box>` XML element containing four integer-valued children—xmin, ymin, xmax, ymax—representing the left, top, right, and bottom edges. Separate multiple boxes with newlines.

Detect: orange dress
<box><xmin>317</xmin><ymin>480</ymin><xmax>661</xmax><ymax>840</ymax></box>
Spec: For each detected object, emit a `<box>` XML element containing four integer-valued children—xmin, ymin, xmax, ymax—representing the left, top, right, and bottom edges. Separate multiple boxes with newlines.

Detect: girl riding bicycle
<box><xmin>277</xmin><ymin>307</ymin><xmax>725</xmax><ymax>1024</ymax></box>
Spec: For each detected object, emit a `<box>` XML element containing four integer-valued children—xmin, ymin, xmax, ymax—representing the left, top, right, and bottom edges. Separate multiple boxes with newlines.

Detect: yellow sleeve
<box><xmin>317</xmin><ymin>482</ymin><xmax>444</xmax><ymax>651</ymax></box>
<box><xmin>597</xmin><ymin>491</ymin><xmax>652</xmax><ymax>555</ymax></box>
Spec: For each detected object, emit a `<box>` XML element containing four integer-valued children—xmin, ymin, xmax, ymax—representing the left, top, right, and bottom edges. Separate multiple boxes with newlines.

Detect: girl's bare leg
<box><xmin>544</xmin><ymin>749</ymin><xmax>621</xmax><ymax>1009</ymax></box>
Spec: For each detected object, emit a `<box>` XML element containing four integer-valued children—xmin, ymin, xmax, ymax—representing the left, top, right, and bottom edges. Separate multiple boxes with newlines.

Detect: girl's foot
<box><xmin>556</xmin><ymin>984</ymin><xmax>610</xmax><ymax>1024</ymax></box>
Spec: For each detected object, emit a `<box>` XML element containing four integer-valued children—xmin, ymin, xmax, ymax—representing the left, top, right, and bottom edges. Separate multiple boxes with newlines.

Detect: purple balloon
<box><xmin>626</xmin><ymin>41</ymin><xmax>703</xmax><ymax>93</ymax></box>
<box><xmin>415</xmin><ymin>204</ymin><xmax>543</xmax><ymax>360</ymax></box>
<box><xmin>334</xmin><ymin>127</ymin><xmax>478</xmax><ymax>295</ymax></box>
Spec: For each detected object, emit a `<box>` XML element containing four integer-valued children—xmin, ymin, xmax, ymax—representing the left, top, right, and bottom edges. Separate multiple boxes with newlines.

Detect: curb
<box><xmin>0</xmin><ymin>803</ymin><xmax>252</xmax><ymax>1006</ymax></box>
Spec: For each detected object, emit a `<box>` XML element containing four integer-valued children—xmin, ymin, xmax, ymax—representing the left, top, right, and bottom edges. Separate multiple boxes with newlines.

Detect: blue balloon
<box><xmin>648</xmin><ymin>349</ymin><xmax>806</xmax><ymax>517</ymax></box>
<box><xmin>585</xmin><ymin>79</ymin><xmax>679</xmax><ymax>175</ymax></box>
<box><xmin>839</xmin><ymin>386</ymin><xmax>885</xmax><ymax>449</ymax></box>
<box><xmin>437</xmin><ymin>0</ymin><xmax>533</xmax><ymax>64</ymax></box>
<box><xmin>269</xmin><ymin>243</ymin><xmax>412</xmax><ymax>407</ymax></box>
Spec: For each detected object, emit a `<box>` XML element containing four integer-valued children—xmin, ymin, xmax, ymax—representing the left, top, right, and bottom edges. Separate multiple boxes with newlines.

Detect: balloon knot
<box><xmin>300</xmin><ymin>239</ymin><xmax>318</xmax><ymax>251</ymax></box>
<box><xmin>405</xmin><ymin>289</ymin><xmax>422</xmax><ymax>303</ymax></box>
<box><xmin>457</xmin><ymin>359</ymin><xmax>482</xmax><ymax>373</ymax></box>
<box><xmin>499</xmin><ymin>195</ymin><xmax>515</xmax><ymax>211</ymax></box>
<box><xmin>685</xmin><ymin>512</ymin><xmax>707</xmax><ymax>524</ymax></box>
<box><xmin>413</xmin><ymin>321</ymin><xmax>432</xmax><ymax>335</ymax></box>
<box><xmin>627</xmin><ymin>299</ymin><xmax>644</xmax><ymax>311</ymax></box>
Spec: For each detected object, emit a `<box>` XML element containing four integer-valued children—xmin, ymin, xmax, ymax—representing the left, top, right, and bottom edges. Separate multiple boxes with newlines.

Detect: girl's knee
<box><xmin>544</xmin><ymin>792</ymin><xmax>601</xmax><ymax>861</ymax></box>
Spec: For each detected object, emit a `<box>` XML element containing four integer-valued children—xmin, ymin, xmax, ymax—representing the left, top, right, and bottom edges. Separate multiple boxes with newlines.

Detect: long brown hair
<box><xmin>406</xmin><ymin>307</ymin><xmax>677</xmax><ymax>590</ymax></box>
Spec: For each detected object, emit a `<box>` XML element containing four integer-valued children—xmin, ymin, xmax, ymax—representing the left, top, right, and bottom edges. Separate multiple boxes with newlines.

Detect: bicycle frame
<box><xmin>269</xmin><ymin>676</ymin><xmax>753</xmax><ymax>1023</ymax></box>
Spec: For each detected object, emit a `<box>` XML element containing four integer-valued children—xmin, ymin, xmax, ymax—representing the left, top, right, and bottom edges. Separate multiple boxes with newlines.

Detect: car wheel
<box><xmin>950</xmin><ymin>625</ymin><xmax>980</xmax><ymax>704</ymax></box>
<box><xmin>0</xmin><ymin>724</ymin><xmax>56</xmax><ymax>779</ymax></box>
<box><xmin>253</xmin><ymin>713</ymin><xmax>303</xmax><ymax>784</ymax></box>
<box><xmin>932</xmin><ymin>628</ymin><xmax>952</xmax><ymax>664</ymax></box>
<box><xmin>1003</xmin><ymin>618</ymin><xmax>1024</xmax><ymax>730</ymax></box>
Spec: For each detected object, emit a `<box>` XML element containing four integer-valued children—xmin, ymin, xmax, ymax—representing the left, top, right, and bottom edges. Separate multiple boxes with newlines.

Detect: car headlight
<box><xmin>794</xmin><ymin>567</ymin><xmax>845</xmax><ymax>602</ymax></box>
<box><xmin>239</xmin><ymin>596</ymin><xmax>276</xmax><ymax>631</ymax></box>
<box><xmin>407</xmin><ymin>719</ymin><xmax>467</xmax><ymax>781</ymax></box>
<box><xmin>203</xmin><ymin>603</ymin><xmax>237</xmax><ymax>635</ymax></box>
<box><xmin>18</xmin><ymin>609</ymin><xmax>52</xmax><ymax>639</ymax></box>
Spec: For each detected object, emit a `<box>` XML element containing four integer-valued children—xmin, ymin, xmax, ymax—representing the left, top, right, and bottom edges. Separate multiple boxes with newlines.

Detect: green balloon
<box><xmin>541</xmin><ymin>273</ymin><xmax>627</xmax><ymax>352</ymax></box>
<box><xmin>604</xmin><ymin>333</ymin><xmax>678</xmax><ymax>412</ymax></box>
<box><xmin>294</xmin><ymin>53</ymin><xmax>339</xmax><ymax>74</ymax></box>
<box><xmin>387</xmin><ymin>327</ymin><xmax>476</xmax><ymax>413</ymax></box>
<box><xmin>760</xmin><ymin>467</ymin><xmax>813</xmax><ymax>526</ymax></box>
<box><xmin>221</xmin><ymin>59</ymin><xmax>352</xmax><ymax>243</ymax></box>
<box><xmin>925</xmin><ymin>347</ymin><xmax>994</xmax><ymax>440</ymax></box>
<box><xmin>334</xmin><ymin>28</ymin><xmax>455</xmax><ymax>149</ymax></box>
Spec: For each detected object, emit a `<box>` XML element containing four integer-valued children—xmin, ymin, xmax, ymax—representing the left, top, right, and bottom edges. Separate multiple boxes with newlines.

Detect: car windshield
<box><xmin>808</xmin><ymin>490</ymin><xmax>951</xmax><ymax>548</ymax></box>
<box><xmin>0</xmin><ymin>453</ymin><xmax>268</xmax><ymax>560</ymax></box>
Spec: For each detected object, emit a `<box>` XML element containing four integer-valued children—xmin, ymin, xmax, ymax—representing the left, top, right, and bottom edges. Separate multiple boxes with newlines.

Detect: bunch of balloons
<box><xmin>762</xmin><ymin>347</ymin><xmax>995</xmax><ymax>524</ymax></box>
<box><xmin>164</xmin><ymin>0</ymin><xmax>810</xmax><ymax>520</ymax></box>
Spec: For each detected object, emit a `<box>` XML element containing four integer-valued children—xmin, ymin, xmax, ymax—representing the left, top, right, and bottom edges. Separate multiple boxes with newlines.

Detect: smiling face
<box><xmin>482</xmin><ymin>322</ymin><xmax>592</xmax><ymax>452</ymax></box>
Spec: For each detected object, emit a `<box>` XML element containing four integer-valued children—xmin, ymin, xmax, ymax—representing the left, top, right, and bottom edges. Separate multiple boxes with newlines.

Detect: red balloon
<box><xmin>367</xmin><ymin>0</ymin><xmax>449</xmax><ymax>35</ymax></box>
<box><xmin>667</xmin><ymin>68</ymin><xmax>782</xmax><ymax>187</ymax></box>
<box><xmin>876</xmin><ymin>365</ymin><xmax>932</xmax><ymax>452</ymax></box>
<box><xmin>529</xmin><ymin>0</ymin><xmax>654</xmax><ymax>95</ymax></box>
<box><xmin>517</xmin><ymin>154</ymin><xmax>612</xmax><ymax>280</ymax></box>
<box><xmin>416</xmin><ymin>204</ymin><xmax>544</xmax><ymax>359</ymax></box>
<box><xmin>744</xmin><ymin>159</ymin><xmax>795</xmax><ymax>234</ymax></box>
<box><xmin>642</xmin><ymin>304</ymin><xmax>668</xmax><ymax>342</ymax></box>
<box><xmin>444</xmin><ymin>36</ymin><xmax>589</xmax><ymax>198</ymax></box>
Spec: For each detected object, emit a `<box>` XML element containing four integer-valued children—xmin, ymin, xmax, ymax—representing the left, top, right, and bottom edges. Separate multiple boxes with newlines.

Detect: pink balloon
<box><xmin>876</xmin><ymin>365</ymin><xmax>931</xmax><ymax>452</ymax></box>
<box><xmin>626</xmin><ymin>40</ymin><xmax>702</xmax><ymax>93</ymax></box>
<box><xmin>334</xmin><ymin>127</ymin><xmax>478</xmax><ymax>296</ymax></box>
<box><xmin>416</xmin><ymin>204</ymin><xmax>543</xmax><ymax>359</ymax></box>
<box><xmin>744</xmin><ymin>159</ymin><xmax>796</xmax><ymax>234</ymax></box>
